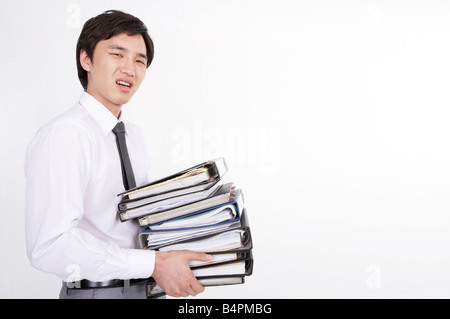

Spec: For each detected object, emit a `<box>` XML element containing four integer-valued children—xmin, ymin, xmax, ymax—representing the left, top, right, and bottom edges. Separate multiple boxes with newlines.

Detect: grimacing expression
<box><xmin>80</xmin><ymin>33</ymin><xmax>148</xmax><ymax>115</ymax></box>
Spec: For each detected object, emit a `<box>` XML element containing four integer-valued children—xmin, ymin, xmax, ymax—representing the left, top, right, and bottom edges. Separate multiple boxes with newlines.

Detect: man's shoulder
<box><xmin>33</xmin><ymin>103</ymin><xmax>94</xmax><ymax>141</ymax></box>
<box><xmin>48</xmin><ymin>102</ymin><xmax>90</xmax><ymax>125</ymax></box>
<box><xmin>43</xmin><ymin>102</ymin><xmax>91</xmax><ymax>127</ymax></box>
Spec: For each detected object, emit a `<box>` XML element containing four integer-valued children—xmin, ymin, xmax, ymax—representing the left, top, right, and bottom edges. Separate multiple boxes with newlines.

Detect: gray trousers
<box><xmin>59</xmin><ymin>281</ymin><xmax>166</xmax><ymax>299</ymax></box>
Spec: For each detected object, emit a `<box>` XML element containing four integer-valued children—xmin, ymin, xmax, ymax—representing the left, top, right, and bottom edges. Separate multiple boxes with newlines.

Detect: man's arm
<box><xmin>25</xmin><ymin>120</ymin><xmax>155</xmax><ymax>281</ymax></box>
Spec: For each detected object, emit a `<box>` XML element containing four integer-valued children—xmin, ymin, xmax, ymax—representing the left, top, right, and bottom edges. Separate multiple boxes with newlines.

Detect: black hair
<box><xmin>76</xmin><ymin>10</ymin><xmax>154</xmax><ymax>89</ymax></box>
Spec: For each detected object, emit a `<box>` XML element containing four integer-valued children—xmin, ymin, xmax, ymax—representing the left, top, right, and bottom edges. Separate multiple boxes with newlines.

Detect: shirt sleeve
<box><xmin>24</xmin><ymin>120</ymin><xmax>155</xmax><ymax>282</ymax></box>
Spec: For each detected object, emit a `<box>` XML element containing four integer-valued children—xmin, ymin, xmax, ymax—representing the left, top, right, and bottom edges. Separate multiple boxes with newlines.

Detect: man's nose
<box><xmin>120</xmin><ymin>58</ymin><xmax>135</xmax><ymax>77</ymax></box>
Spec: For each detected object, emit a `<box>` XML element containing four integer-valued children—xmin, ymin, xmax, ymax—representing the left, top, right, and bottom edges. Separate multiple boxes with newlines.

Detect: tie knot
<box><xmin>112</xmin><ymin>121</ymin><xmax>126</xmax><ymax>135</ymax></box>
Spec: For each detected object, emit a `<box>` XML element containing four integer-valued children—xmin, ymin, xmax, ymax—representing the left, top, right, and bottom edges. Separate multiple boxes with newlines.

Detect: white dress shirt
<box><xmin>25</xmin><ymin>91</ymin><xmax>155</xmax><ymax>282</ymax></box>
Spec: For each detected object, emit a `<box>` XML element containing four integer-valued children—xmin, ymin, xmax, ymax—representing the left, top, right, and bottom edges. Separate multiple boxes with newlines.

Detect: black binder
<box><xmin>139</xmin><ymin>206</ymin><xmax>251</xmax><ymax>251</ymax></box>
<box><xmin>138</xmin><ymin>190</ymin><xmax>246</xmax><ymax>248</ymax></box>
<box><xmin>143</xmin><ymin>210</ymin><xmax>253</xmax><ymax>297</ymax></box>
<box><xmin>146</xmin><ymin>251</ymin><xmax>254</xmax><ymax>298</ymax></box>
<box><xmin>118</xmin><ymin>157</ymin><xmax>227</xmax><ymax>201</ymax></box>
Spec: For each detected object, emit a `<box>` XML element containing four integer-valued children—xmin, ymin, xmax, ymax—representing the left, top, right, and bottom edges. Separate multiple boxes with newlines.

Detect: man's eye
<box><xmin>137</xmin><ymin>60</ymin><xmax>146</xmax><ymax>65</ymax></box>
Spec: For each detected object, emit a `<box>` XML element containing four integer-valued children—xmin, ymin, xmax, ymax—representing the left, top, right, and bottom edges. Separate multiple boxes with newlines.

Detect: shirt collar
<box><xmin>78</xmin><ymin>91</ymin><xmax>122</xmax><ymax>136</ymax></box>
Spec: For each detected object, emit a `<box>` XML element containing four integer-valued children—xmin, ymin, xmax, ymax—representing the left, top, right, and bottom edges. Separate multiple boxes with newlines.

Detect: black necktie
<box><xmin>112</xmin><ymin>122</ymin><xmax>136</xmax><ymax>190</ymax></box>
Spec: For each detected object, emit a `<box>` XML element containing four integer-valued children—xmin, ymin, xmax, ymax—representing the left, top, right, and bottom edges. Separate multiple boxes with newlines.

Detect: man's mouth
<box><xmin>116</xmin><ymin>80</ymin><xmax>132</xmax><ymax>88</ymax></box>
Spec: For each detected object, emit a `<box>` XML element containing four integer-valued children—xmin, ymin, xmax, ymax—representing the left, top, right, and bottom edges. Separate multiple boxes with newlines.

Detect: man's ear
<box><xmin>79</xmin><ymin>49</ymin><xmax>92</xmax><ymax>72</ymax></box>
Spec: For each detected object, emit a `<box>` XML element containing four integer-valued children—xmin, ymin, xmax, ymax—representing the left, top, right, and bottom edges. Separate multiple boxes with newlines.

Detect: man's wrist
<box><xmin>125</xmin><ymin>249</ymin><xmax>156</xmax><ymax>279</ymax></box>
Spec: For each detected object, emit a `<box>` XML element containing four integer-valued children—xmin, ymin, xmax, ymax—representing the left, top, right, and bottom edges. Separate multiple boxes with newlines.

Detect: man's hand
<box><xmin>152</xmin><ymin>250</ymin><xmax>212</xmax><ymax>297</ymax></box>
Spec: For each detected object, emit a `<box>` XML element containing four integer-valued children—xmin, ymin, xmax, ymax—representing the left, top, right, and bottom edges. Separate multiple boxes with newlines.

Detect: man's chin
<box><xmin>112</xmin><ymin>94</ymin><xmax>133</xmax><ymax>106</ymax></box>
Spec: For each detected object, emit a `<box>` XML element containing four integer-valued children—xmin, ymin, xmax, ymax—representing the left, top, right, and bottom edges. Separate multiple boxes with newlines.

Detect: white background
<box><xmin>2</xmin><ymin>0</ymin><xmax>450</xmax><ymax>298</ymax></box>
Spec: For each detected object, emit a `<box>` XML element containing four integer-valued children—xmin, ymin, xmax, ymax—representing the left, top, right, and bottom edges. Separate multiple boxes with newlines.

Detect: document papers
<box><xmin>189</xmin><ymin>253</ymin><xmax>238</xmax><ymax>267</ymax></box>
<box><xmin>149</xmin><ymin>204</ymin><xmax>238</xmax><ymax>230</ymax></box>
<box><xmin>158</xmin><ymin>229</ymin><xmax>245</xmax><ymax>252</ymax></box>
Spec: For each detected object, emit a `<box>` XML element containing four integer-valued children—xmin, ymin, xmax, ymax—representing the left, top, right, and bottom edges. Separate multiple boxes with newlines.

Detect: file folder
<box><xmin>118</xmin><ymin>181</ymin><xmax>223</xmax><ymax>222</ymax></box>
<box><xmin>140</xmin><ymin>206</ymin><xmax>251</xmax><ymax>251</ymax></box>
<box><xmin>118</xmin><ymin>180</ymin><xmax>220</xmax><ymax>212</ymax></box>
<box><xmin>140</xmin><ymin>188</ymin><xmax>244</xmax><ymax>231</ymax></box>
<box><xmin>118</xmin><ymin>157</ymin><xmax>227</xmax><ymax>201</ymax></box>
<box><xmin>136</xmin><ymin>182</ymin><xmax>236</xmax><ymax>226</ymax></box>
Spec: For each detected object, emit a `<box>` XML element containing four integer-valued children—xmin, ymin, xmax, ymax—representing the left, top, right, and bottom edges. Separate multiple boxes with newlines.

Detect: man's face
<box><xmin>80</xmin><ymin>33</ymin><xmax>148</xmax><ymax>117</ymax></box>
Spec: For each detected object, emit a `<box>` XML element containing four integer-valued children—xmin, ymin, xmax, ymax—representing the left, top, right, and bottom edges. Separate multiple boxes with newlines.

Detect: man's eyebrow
<box><xmin>108</xmin><ymin>45</ymin><xmax>128</xmax><ymax>51</ymax></box>
<box><xmin>108</xmin><ymin>45</ymin><xmax>147</xmax><ymax>61</ymax></box>
<box><xmin>137</xmin><ymin>52</ymin><xmax>148</xmax><ymax>61</ymax></box>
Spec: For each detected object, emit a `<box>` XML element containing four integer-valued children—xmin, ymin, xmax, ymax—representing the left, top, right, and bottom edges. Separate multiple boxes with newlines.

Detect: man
<box><xmin>25</xmin><ymin>10</ymin><xmax>211</xmax><ymax>299</ymax></box>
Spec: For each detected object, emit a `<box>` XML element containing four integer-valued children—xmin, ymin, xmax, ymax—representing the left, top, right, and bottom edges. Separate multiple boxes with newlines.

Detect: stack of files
<box><xmin>116</xmin><ymin>157</ymin><xmax>254</xmax><ymax>297</ymax></box>
<box><xmin>143</xmin><ymin>201</ymin><xmax>253</xmax><ymax>298</ymax></box>
<box><xmin>117</xmin><ymin>158</ymin><xmax>228</xmax><ymax>223</ymax></box>
<box><xmin>139</xmin><ymin>189</ymin><xmax>247</xmax><ymax>249</ymax></box>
